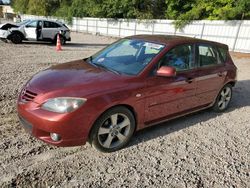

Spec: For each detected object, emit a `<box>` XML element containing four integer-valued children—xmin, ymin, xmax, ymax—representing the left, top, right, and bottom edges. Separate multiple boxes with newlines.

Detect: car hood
<box><xmin>27</xmin><ymin>59</ymin><xmax>129</xmax><ymax>98</ymax></box>
<box><xmin>0</xmin><ymin>23</ymin><xmax>19</xmax><ymax>30</ymax></box>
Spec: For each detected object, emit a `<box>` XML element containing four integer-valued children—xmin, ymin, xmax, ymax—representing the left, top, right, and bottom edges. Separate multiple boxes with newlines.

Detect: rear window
<box><xmin>63</xmin><ymin>24</ymin><xmax>69</xmax><ymax>29</ymax></box>
<box><xmin>198</xmin><ymin>45</ymin><xmax>222</xmax><ymax>67</ymax></box>
<box><xmin>44</xmin><ymin>21</ymin><xmax>61</xmax><ymax>28</ymax></box>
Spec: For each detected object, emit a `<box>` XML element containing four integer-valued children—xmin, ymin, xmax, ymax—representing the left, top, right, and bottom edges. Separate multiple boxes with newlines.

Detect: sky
<box><xmin>2</xmin><ymin>0</ymin><xmax>10</xmax><ymax>4</ymax></box>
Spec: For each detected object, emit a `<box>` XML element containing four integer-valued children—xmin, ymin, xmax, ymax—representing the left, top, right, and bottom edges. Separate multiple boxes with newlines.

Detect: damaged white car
<box><xmin>0</xmin><ymin>19</ymin><xmax>71</xmax><ymax>44</ymax></box>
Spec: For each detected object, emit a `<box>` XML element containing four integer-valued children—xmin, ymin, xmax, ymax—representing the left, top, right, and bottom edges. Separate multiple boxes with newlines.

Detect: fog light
<box><xmin>50</xmin><ymin>133</ymin><xmax>61</xmax><ymax>141</ymax></box>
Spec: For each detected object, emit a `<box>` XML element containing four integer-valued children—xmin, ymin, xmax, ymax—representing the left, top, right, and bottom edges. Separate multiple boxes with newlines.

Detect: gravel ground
<box><xmin>0</xmin><ymin>32</ymin><xmax>249</xmax><ymax>188</ymax></box>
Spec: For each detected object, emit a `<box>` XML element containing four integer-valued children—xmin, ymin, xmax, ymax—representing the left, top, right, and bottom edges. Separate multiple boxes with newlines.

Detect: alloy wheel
<box><xmin>218</xmin><ymin>86</ymin><xmax>232</xmax><ymax>110</ymax></box>
<box><xmin>97</xmin><ymin>113</ymin><xmax>131</xmax><ymax>149</ymax></box>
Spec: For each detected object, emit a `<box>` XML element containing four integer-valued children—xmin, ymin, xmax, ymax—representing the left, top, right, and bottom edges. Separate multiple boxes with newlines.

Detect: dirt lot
<box><xmin>0</xmin><ymin>33</ymin><xmax>249</xmax><ymax>187</ymax></box>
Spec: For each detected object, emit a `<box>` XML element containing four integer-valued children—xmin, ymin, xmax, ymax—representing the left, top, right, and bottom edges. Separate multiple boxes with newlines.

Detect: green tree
<box><xmin>11</xmin><ymin>0</ymin><xmax>30</xmax><ymax>14</ymax></box>
<box><xmin>11</xmin><ymin>0</ymin><xmax>250</xmax><ymax>28</ymax></box>
<box><xmin>165</xmin><ymin>0</ymin><xmax>250</xmax><ymax>28</ymax></box>
<box><xmin>55</xmin><ymin>0</ymin><xmax>73</xmax><ymax>21</ymax></box>
<box><xmin>27</xmin><ymin>0</ymin><xmax>60</xmax><ymax>16</ymax></box>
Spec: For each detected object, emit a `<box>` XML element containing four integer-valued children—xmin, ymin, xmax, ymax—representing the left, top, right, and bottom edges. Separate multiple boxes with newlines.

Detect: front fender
<box><xmin>84</xmin><ymin>88</ymin><xmax>146</xmax><ymax>133</ymax></box>
<box><xmin>0</xmin><ymin>29</ymin><xmax>11</xmax><ymax>39</ymax></box>
<box><xmin>7</xmin><ymin>30</ymin><xmax>25</xmax><ymax>40</ymax></box>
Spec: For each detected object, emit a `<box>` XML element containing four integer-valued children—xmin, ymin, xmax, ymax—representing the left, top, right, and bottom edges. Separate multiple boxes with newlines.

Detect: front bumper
<box><xmin>0</xmin><ymin>29</ymin><xmax>10</xmax><ymax>39</ymax></box>
<box><xmin>17</xmin><ymin>101</ymin><xmax>90</xmax><ymax>147</ymax></box>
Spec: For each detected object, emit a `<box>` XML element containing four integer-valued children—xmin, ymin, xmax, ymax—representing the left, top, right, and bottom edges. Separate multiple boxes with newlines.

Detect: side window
<box><xmin>43</xmin><ymin>21</ymin><xmax>49</xmax><ymax>28</ymax></box>
<box><xmin>37</xmin><ymin>21</ymin><xmax>42</xmax><ymax>28</ymax></box>
<box><xmin>50</xmin><ymin>22</ymin><xmax>61</xmax><ymax>28</ymax></box>
<box><xmin>198</xmin><ymin>45</ymin><xmax>221</xmax><ymax>67</ymax></box>
<box><xmin>43</xmin><ymin>21</ymin><xmax>61</xmax><ymax>28</ymax></box>
<box><xmin>26</xmin><ymin>21</ymin><xmax>37</xmax><ymax>28</ymax></box>
<box><xmin>218</xmin><ymin>47</ymin><xmax>227</xmax><ymax>62</ymax></box>
<box><xmin>159</xmin><ymin>44</ymin><xmax>194</xmax><ymax>71</ymax></box>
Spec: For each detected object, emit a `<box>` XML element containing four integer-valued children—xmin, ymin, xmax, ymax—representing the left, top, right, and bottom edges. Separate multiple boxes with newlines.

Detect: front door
<box><xmin>145</xmin><ymin>44</ymin><xmax>199</xmax><ymax>124</ymax></box>
<box><xmin>24</xmin><ymin>20</ymin><xmax>38</xmax><ymax>40</ymax></box>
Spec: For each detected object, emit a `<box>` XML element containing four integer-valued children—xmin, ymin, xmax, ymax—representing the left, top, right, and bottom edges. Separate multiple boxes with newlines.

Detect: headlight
<box><xmin>41</xmin><ymin>97</ymin><xmax>87</xmax><ymax>113</ymax></box>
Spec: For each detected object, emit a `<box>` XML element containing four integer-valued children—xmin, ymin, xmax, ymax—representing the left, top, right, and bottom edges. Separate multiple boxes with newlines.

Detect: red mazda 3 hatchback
<box><xmin>17</xmin><ymin>35</ymin><xmax>237</xmax><ymax>152</ymax></box>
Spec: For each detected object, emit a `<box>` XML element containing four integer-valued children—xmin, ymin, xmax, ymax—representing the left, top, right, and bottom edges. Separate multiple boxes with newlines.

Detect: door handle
<box><xmin>185</xmin><ymin>78</ymin><xmax>193</xmax><ymax>83</ymax></box>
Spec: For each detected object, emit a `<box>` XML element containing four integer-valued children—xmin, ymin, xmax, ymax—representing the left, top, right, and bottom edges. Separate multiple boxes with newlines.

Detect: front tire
<box><xmin>90</xmin><ymin>107</ymin><xmax>135</xmax><ymax>152</ymax></box>
<box><xmin>213</xmin><ymin>84</ymin><xmax>232</xmax><ymax>112</ymax></box>
<box><xmin>10</xmin><ymin>33</ymin><xmax>22</xmax><ymax>44</ymax></box>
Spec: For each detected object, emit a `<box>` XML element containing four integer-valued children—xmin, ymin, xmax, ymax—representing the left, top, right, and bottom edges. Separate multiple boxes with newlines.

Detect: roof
<box><xmin>24</xmin><ymin>18</ymin><xmax>63</xmax><ymax>23</ymax></box>
<box><xmin>126</xmin><ymin>34</ymin><xmax>228</xmax><ymax>48</ymax></box>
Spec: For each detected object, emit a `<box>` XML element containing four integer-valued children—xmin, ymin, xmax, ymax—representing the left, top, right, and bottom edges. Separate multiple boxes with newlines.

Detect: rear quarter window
<box><xmin>63</xmin><ymin>24</ymin><xmax>69</xmax><ymax>29</ymax></box>
<box><xmin>218</xmin><ymin>47</ymin><xmax>228</xmax><ymax>62</ymax></box>
<box><xmin>44</xmin><ymin>21</ymin><xmax>61</xmax><ymax>28</ymax></box>
<box><xmin>198</xmin><ymin>44</ymin><xmax>223</xmax><ymax>67</ymax></box>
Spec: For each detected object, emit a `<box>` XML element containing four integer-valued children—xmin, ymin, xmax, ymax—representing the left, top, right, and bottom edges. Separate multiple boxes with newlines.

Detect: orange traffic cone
<box><xmin>56</xmin><ymin>34</ymin><xmax>62</xmax><ymax>51</ymax></box>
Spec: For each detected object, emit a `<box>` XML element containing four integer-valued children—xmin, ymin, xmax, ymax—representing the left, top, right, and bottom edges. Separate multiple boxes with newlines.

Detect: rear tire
<box><xmin>10</xmin><ymin>33</ymin><xmax>22</xmax><ymax>44</ymax></box>
<box><xmin>53</xmin><ymin>35</ymin><xmax>66</xmax><ymax>45</ymax></box>
<box><xmin>90</xmin><ymin>107</ymin><xmax>135</xmax><ymax>152</ymax></box>
<box><xmin>212</xmin><ymin>84</ymin><xmax>232</xmax><ymax>112</ymax></box>
<box><xmin>60</xmin><ymin>36</ymin><xmax>66</xmax><ymax>45</ymax></box>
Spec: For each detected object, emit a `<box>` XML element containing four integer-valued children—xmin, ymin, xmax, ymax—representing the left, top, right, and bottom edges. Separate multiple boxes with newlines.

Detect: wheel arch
<box><xmin>53</xmin><ymin>33</ymin><xmax>65</xmax><ymax>41</ymax></box>
<box><xmin>226</xmin><ymin>81</ymin><xmax>236</xmax><ymax>87</ymax></box>
<box><xmin>7</xmin><ymin>30</ymin><xmax>25</xmax><ymax>40</ymax></box>
<box><xmin>211</xmin><ymin>80</ymin><xmax>235</xmax><ymax>108</ymax></box>
<box><xmin>88</xmin><ymin>104</ymin><xmax>138</xmax><ymax>141</ymax></box>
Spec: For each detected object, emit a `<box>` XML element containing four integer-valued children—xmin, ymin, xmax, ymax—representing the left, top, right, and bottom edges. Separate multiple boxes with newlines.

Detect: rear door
<box><xmin>196</xmin><ymin>44</ymin><xmax>226</xmax><ymax>106</ymax></box>
<box><xmin>145</xmin><ymin>44</ymin><xmax>200</xmax><ymax>124</ymax></box>
<box><xmin>42</xmin><ymin>21</ymin><xmax>60</xmax><ymax>40</ymax></box>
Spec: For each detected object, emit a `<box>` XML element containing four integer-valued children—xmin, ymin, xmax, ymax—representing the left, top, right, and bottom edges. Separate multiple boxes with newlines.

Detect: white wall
<box><xmin>21</xmin><ymin>14</ymin><xmax>250</xmax><ymax>53</ymax></box>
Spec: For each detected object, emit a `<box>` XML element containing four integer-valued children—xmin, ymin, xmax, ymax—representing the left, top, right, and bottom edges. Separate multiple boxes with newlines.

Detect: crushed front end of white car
<box><xmin>0</xmin><ymin>23</ymin><xmax>18</xmax><ymax>41</ymax></box>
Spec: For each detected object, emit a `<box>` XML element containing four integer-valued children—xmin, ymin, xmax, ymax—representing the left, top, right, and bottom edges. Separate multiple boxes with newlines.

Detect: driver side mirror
<box><xmin>156</xmin><ymin>66</ymin><xmax>176</xmax><ymax>77</ymax></box>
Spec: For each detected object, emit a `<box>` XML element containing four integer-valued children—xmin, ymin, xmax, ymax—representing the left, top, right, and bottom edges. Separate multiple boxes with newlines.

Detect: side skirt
<box><xmin>145</xmin><ymin>103</ymin><xmax>213</xmax><ymax>128</ymax></box>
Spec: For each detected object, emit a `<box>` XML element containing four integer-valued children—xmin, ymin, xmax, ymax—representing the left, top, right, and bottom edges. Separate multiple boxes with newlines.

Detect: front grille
<box><xmin>21</xmin><ymin>89</ymin><xmax>37</xmax><ymax>102</ymax></box>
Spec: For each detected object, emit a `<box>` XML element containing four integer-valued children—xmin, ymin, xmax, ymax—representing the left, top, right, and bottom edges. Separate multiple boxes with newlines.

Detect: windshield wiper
<box><xmin>84</xmin><ymin>56</ymin><xmax>92</xmax><ymax>62</ymax></box>
<box><xmin>84</xmin><ymin>56</ymin><xmax>98</xmax><ymax>67</ymax></box>
<box><xmin>84</xmin><ymin>57</ymin><xmax>121</xmax><ymax>75</ymax></box>
<box><xmin>93</xmin><ymin>62</ymin><xmax>121</xmax><ymax>75</ymax></box>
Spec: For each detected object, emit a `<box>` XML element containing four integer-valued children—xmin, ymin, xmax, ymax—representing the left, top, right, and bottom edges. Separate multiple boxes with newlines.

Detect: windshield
<box><xmin>17</xmin><ymin>20</ymin><xmax>31</xmax><ymax>26</ymax></box>
<box><xmin>88</xmin><ymin>39</ymin><xmax>165</xmax><ymax>75</ymax></box>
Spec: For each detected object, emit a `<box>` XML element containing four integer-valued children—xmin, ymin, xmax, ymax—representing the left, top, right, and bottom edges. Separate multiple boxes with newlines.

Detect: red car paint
<box><xmin>17</xmin><ymin>35</ymin><xmax>237</xmax><ymax>147</ymax></box>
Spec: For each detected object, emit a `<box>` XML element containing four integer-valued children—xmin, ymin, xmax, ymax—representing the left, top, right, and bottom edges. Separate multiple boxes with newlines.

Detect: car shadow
<box><xmin>21</xmin><ymin>41</ymin><xmax>109</xmax><ymax>48</ymax></box>
<box><xmin>21</xmin><ymin>41</ymin><xmax>54</xmax><ymax>45</ymax></box>
<box><xmin>127</xmin><ymin>79</ymin><xmax>250</xmax><ymax>148</ymax></box>
<box><xmin>66</xmin><ymin>43</ymin><xmax>109</xmax><ymax>48</ymax></box>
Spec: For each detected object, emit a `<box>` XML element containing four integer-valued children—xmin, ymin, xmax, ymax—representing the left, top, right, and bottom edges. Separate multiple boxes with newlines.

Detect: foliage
<box><xmin>0</xmin><ymin>6</ymin><xmax>3</xmax><ymax>18</ymax></box>
<box><xmin>11</xmin><ymin>0</ymin><xmax>29</xmax><ymax>14</ymax></box>
<box><xmin>54</xmin><ymin>0</ymin><xmax>73</xmax><ymax>22</ymax></box>
<box><xmin>11</xmin><ymin>0</ymin><xmax>250</xmax><ymax>28</ymax></box>
<box><xmin>165</xmin><ymin>0</ymin><xmax>250</xmax><ymax>28</ymax></box>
